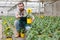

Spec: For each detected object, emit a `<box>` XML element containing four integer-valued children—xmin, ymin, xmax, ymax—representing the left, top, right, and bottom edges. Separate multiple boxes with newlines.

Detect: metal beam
<box><xmin>0</xmin><ymin>6</ymin><xmax>12</xmax><ymax>7</ymax></box>
<box><xmin>7</xmin><ymin>1</ymin><xmax>27</xmax><ymax>12</ymax></box>
<box><xmin>8</xmin><ymin>4</ymin><xmax>17</xmax><ymax>12</ymax></box>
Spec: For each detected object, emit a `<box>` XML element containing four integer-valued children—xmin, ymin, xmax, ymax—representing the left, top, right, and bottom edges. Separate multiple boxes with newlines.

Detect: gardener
<box><xmin>14</xmin><ymin>2</ymin><xmax>34</xmax><ymax>37</ymax></box>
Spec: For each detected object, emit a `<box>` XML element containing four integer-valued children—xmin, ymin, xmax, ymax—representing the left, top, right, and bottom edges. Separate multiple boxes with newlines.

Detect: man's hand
<box><xmin>18</xmin><ymin>15</ymin><xmax>21</xmax><ymax>17</ymax></box>
<box><xmin>31</xmin><ymin>15</ymin><xmax>35</xmax><ymax>22</ymax></box>
<box><xmin>32</xmin><ymin>18</ymin><xmax>34</xmax><ymax>22</ymax></box>
<box><xmin>16</xmin><ymin>13</ymin><xmax>21</xmax><ymax>18</ymax></box>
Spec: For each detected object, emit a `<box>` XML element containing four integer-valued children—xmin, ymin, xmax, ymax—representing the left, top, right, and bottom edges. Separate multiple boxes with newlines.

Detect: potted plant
<box><xmin>27</xmin><ymin>15</ymin><xmax>32</xmax><ymax>24</ymax></box>
<box><xmin>26</xmin><ymin>8</ymin><xmax>32</xmax><ymax>24</ymax></box>
<box><xmin>20</xmin><ymin>28</ymin><xmax>25</xmax><ymax>38</ymax></box>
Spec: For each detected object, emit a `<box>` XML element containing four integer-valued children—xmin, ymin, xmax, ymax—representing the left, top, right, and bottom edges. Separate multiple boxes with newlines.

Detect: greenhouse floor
<box><xmin>0</xmin><ymin>20</ymin><xmax>25</xmax><ymax>40</ymax></box>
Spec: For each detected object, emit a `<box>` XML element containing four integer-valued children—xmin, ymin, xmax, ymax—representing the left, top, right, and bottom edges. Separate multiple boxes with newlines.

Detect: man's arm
<box><xmin>15</xmin><ymin>13</ymin><xmax>21</xmax><ymax>19</ymax></box>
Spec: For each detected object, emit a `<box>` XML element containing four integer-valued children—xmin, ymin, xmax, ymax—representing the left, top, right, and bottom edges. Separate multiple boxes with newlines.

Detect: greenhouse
<box><xmin>0</xmin><ymin>0</ymin><xmax>60</xmax><ymax>40</ymax></box>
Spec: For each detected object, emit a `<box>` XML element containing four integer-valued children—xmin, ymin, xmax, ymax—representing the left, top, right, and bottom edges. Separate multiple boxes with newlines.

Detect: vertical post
<box><xmin>52</xmin><ymin>3</ymin><xmax>53</xmax><ymax>16</ymax></box>
<box><xmin>39</xmin><ymin>1</ymin><xmax>40</xmax><ymax>16</ymax></box>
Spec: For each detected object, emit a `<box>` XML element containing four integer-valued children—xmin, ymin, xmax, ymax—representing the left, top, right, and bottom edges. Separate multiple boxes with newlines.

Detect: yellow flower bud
<box><xmin>10</xmin><ymin>18</ymin><xmax>12</xmax><ymax>20</ymax></box>
<box><xmin>40</xmin><ymin>15</ymin><xmax>44</xmax><ymax>18</ymax></box>
<box><xmin>3</xmin><ymin>21</ymin><xmax>7</xmax><ymax>24</ymax></box>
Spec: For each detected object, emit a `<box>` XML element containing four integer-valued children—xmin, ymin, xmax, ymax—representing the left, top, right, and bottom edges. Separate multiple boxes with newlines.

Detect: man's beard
<box><xmin>19</xmin><ymin>9</ymin><xmax>24</xmax><ymax>12</ymax></box>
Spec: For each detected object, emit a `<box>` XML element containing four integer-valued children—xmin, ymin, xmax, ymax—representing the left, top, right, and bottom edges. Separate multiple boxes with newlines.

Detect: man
<box><xmin>14</xmin><ymin>2</ymin><xmax>34</xmax><ymax>37</ymax></box>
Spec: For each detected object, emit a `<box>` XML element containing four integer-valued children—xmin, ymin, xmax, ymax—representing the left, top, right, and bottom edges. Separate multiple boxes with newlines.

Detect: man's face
<box><xmin>18</xmin><ymin>4</ymin><xmax>24</xmax><ymax>11</ymax></box>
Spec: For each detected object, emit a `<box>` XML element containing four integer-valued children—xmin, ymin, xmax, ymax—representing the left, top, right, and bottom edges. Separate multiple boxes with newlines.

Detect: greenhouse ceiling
<box><xmin>0</xmin><ymin>0</ymin><xmax>58</xmax><ymax>6</ymax></box>
<box><xmin>0</xmin><ymin>0</ymin><xmax>58</xmax><ymax>2</ymax></box>
<box><xmin>0</xmin><ymin>0</ymin><xmax>58</xmax><ymax>11</ymax></box>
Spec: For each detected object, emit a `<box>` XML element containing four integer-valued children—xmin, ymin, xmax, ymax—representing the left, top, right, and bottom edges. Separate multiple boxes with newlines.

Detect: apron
<box><xmin>19</xmin><ymin>10</ymin><xmax>27</xmax><ymax>28</ymax></box>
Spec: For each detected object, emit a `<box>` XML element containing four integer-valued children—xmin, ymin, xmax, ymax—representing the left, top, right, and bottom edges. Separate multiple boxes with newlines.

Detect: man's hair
<box><xmin>18</xmin><ymin>2</ymin><xmax>24</xmax><ymax>6</ymax></box>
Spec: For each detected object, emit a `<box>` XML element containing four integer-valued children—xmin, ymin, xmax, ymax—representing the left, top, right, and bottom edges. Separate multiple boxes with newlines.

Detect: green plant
<box><xmin>26</xmin><ymin>16</ymin><xmax>60</xmax><ymax>40</ymax></box>
<box><xmin>4</xmin><ymin>26</ymin><xmax>13</xmax><ymax>37</ymax></box>
<box><xmin>2</xmin><ymin>16</ymin><xmax>14</xmax><ymax>37</ymax></box>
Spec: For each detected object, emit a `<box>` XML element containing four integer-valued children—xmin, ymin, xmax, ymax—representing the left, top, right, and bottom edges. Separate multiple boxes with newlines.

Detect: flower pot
<box><xmin>27</xmin><ymin>18</ymin><xmax>32</xmax><ymax>24</ymax></box>
<box><xmin>6</xmin><ymin>37</ymin><xmax>12</xmax><ymax>40</ymax></box>
<box><xmin>20</xmin><ymin>33</ymin><xmax>25</xmax><ymax>38</ymax></box>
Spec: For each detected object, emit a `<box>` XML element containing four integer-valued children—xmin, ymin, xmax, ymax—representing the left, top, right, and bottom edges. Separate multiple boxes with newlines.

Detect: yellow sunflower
<box><xmin>10</xmin><ymin>18</ymin><xmax>12</xmax><ymax>21</ymax></box>
<box><xmin>3</xmin><ymin>21</ymin><xmax>7</xmax><ymax>24</ymax></box>
<box><xmin>50</xmin><ymin>16</ymin><xmax>53</xmax><ymax>18</ymax></box>
<box><xmin>6</xmin><ymin>38</ymin><xmax>12</xmax><ymax>40</ymax></box>
<box><xmin>40</xmin><ymin>15</ymin><xmax>44</xmax><ymax>18</ymax></box>
<box><xmin>8</xmin><ymin>27</ymin><xmax>10</xmax><ymax>29</ymax></box>
<box><xmin>27</xmin><ymin>8</ymin><xmax>32</xmax><ymax>14</ymax></box>
<box><xmin>6</xmin><ymin>27</ymin><xmax>10</xmax><ymax>30</ymax></box>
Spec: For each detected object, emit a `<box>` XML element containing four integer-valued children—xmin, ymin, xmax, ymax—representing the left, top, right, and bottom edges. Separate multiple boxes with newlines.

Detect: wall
<box><xmin>44</xmin><ymin>3</ymin><xmax>52</xmax><ymax>16</ymax></box>
<box><xmin>56</xmin><ymin>1</ymin><xmax>60</xmax><ymax>16</ymax></box>
<box><xmin>0</xmin><ymin>7</ymin><xmax>10</xmax><ymax>16</ymax></box>
<box><xmin>44</xmin><ymin>0</ymin><xmax>60</xmax><ymax>16</ymax></box>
